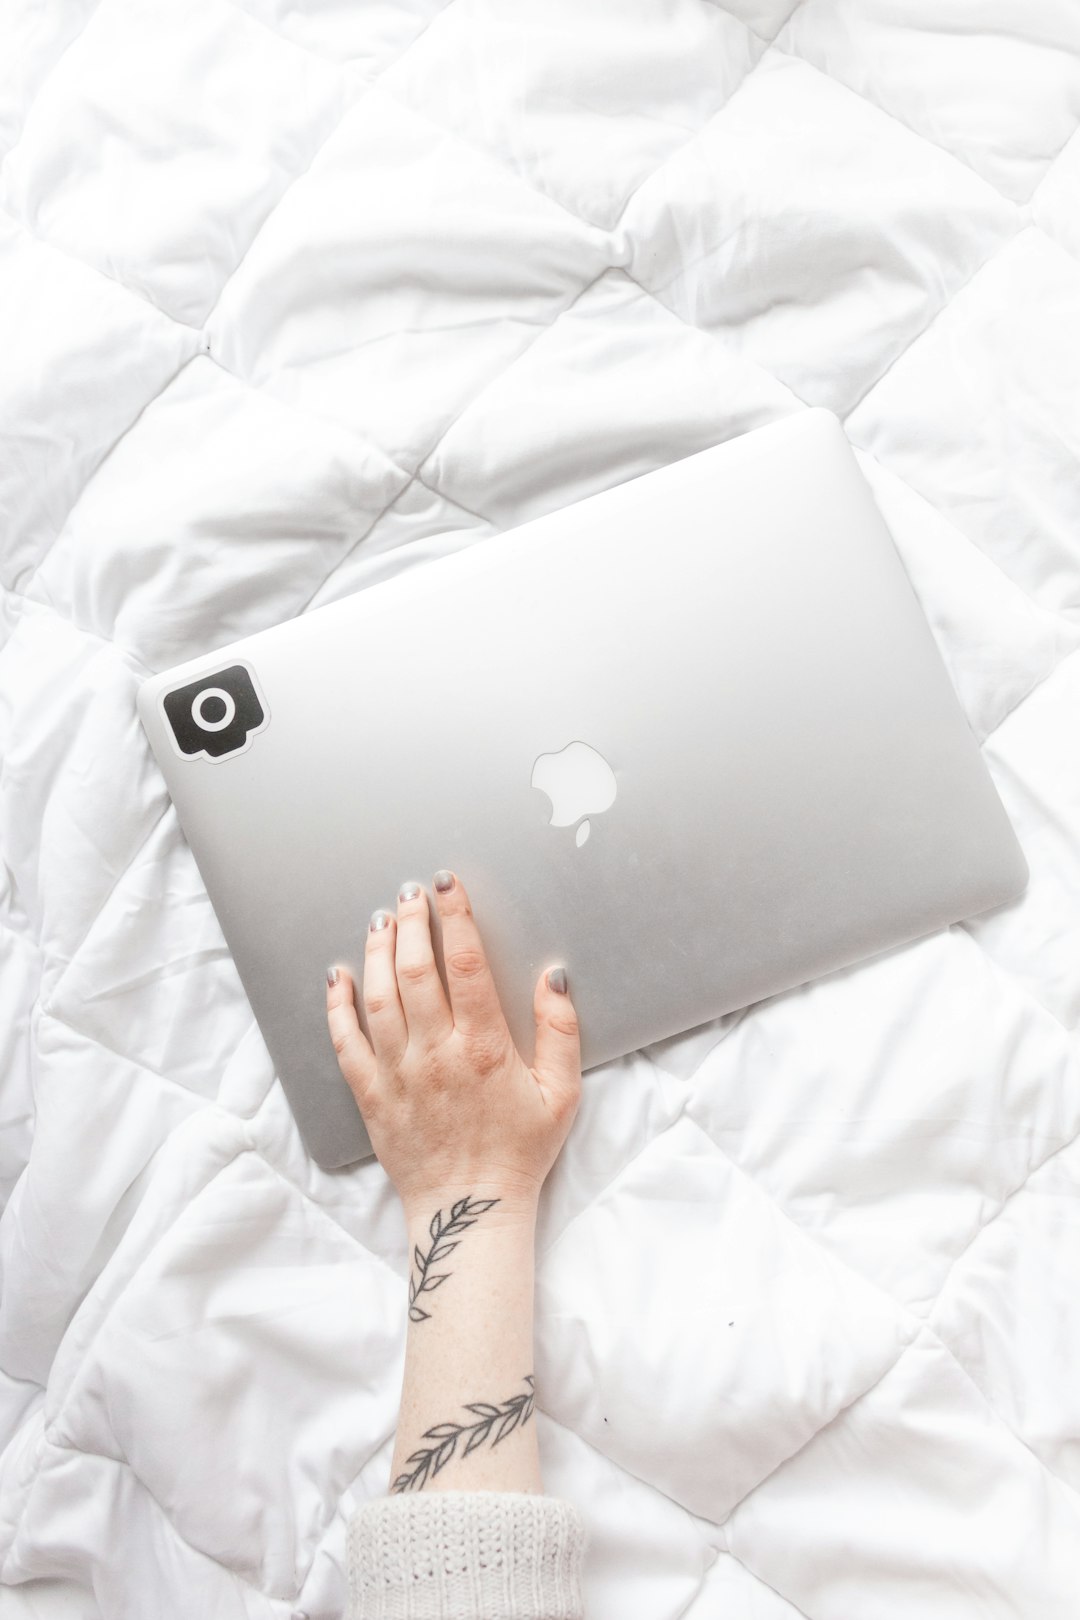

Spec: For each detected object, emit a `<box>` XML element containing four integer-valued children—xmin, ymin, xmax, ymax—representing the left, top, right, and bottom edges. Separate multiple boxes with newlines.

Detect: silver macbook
<box><xmin>136</xmin><ymin>409</ymin><xmax>1028</xmax><ymax>1170</ymax></box>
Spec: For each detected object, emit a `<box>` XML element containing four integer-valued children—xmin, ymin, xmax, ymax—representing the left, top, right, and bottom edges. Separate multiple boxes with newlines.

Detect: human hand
<box><xmin>325</xmin><ymin>871</ymin><xmax>582</xmax><ymax>1220</ymax></box>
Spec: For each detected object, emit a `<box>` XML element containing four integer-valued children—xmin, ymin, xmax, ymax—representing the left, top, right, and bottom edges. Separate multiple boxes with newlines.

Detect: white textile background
<box><xmin>2</xmin><ymin>3</ymin><xmax>1080</xmax><ymax>1616</ymax></box>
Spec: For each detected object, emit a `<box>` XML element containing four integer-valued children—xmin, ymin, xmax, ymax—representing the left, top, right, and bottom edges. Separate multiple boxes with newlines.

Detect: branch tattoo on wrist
<box><xmin>391</xmin><ymin>1375</ymin><xmax>536</xmax><ymax>1493</ymax></box>
<box><xmin>408</xmin><ymin>1194</ymin><xmax>502</xmax><ymax>1324</ymax></box>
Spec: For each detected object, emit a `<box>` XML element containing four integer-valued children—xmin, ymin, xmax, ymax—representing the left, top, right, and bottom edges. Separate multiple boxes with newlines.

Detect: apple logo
<box><xmin>531</xmin><ymin>740</ymin><xmax>617</xmax><ymax>847</ymax></box>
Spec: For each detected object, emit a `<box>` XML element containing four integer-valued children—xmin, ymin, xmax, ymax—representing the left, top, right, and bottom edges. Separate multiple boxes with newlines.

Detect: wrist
<box><xmin>402</xmin><ymin>1180</ymin><xmax>539</xmax><ymax>1232</ymax></box>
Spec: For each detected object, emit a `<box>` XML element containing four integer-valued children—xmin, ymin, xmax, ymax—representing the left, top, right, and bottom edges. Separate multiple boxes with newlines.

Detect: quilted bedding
<box><xmin>3</xmin><ymin>2</ymin><xmax>1080</xmax><ymax>1616</ymax></box>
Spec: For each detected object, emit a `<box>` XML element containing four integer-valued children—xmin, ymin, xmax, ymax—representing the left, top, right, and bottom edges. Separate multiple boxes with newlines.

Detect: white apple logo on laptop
<box><xmin>531</xmin><ymin>740</ymin><xmax>617</xmax><ymax>847</ymax></box>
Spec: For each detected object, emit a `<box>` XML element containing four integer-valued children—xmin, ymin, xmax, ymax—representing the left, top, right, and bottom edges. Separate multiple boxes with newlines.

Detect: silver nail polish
<box><xmin>370</xmin><ymin>909</ymin><xmax>390</xmax><ymax>931</ymax></box>
<box><xmin>548</xmin><ymin>966</ymin><xmax>568</xmax><ymax>995</ymax></box>
<box><xmin>326</xmin><ymin>965</ymin><xmax>339</xmax><ymax>987</ymax></box>
<box><xmin>398</xmin><ymin>881</ymin><xmax>421</xmax><ymax>902</ymax></box>
<box><xmin>433</xmin><ymin>869</ymin><xmax>455</xmax><ymax>893</ymax></box>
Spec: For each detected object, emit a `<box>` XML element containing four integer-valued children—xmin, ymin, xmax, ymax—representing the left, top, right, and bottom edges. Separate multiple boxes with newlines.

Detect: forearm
<box><xmin>388</xmin><ymin>1183</ymin><xmax>543</xmax><ymax>1496</ymax></box>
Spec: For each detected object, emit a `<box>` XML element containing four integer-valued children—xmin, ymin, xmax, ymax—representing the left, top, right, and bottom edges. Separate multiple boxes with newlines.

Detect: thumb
<box><xmin>532</xmin><ymin>966</ymin><xmax>582</xmax><ymax>1098</ymax></box>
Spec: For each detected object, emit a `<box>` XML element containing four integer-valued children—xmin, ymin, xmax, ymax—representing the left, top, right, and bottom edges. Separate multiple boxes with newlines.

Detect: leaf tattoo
<box><xmin>391</xmin><ymin>1376</ymin><xmax>536</xmax><ymax>1493</ymax></box>
<box><xmin>408</xmin><ymin>1195</ymin><xmax>501</xmax><ymax>1324</ymax></box>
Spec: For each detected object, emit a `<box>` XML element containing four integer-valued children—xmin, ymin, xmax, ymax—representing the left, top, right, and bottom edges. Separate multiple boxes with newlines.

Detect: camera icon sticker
<box><xmin>161</xmin><ymin>663</ymin><xmax>269</xmax><ymax>762</ymax></box>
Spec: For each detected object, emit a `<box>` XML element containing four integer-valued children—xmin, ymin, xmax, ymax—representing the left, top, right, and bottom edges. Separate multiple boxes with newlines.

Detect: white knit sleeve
<box><xmin>347</xmin><ymin>1489</ymin><xmax>588</xmax><ymax>1620</ymax></box>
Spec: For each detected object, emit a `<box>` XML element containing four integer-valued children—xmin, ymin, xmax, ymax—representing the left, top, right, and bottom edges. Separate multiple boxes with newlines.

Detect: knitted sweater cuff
<box><xmin>347</xmin><ymin>1490</ymin><xmax>588</xmax><ymax>1620</ymax></box>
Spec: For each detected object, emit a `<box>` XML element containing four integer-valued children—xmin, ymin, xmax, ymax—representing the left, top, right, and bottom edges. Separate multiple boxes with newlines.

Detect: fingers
<box><xmin>337</xmin><ymin>873</ymin><xmax>510</xmax><ymax>1075</ymax></box>
<box><xmin>394</xmin><ymin>881</ymin><xmax>453</xmax><ymax>1044</ymax></box>
<box><xmin>326</xmin><ymin>965</ymin><xmax>376</xmax><ymax>1104</ymax></box>
<box><xmin>532</xmin><ymin>964</ymin><xmax>582</xmax><ymax>1098</ymax></box>
<box><xmin>431</xmin><ymin>870</ymin><xmax>510</xmax><ymax>1041</ymax></box>
<box><xmin>361</xmin><ymin>907</ymin><xmax>407</xmax><ymax>1063</ymax></box>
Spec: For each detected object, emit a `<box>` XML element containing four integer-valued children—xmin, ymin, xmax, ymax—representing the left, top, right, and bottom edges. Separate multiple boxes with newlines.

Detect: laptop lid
<box><xmin>137</xmin><ymin>409</ymin><xmax>1028</xmax><ymax>1170</ymax></box>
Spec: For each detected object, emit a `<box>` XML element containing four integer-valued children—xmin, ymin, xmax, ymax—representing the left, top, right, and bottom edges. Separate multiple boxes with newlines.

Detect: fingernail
<box><xmin>398</xmin><ymin>881</ymin><xmax>421</xmax><ymax>902</ymax></box>
<box><xmin>370</xmin><ymin>909</ymin><xmax>391</xmax><ymax>931</ymax></box>
<box><xmin>433</xmin><ymin>869</ymin><xmax>455</xmax><ymax>892</ymax></box>
<box><xmin>326</xmin><ymin>965</ymin><xmax>339</xmax><ymax>987</ymax></box>
<box><xmin>548</xmin><ymin>966</ymin><xmax>568</xmax><ymax>995</ymax></box>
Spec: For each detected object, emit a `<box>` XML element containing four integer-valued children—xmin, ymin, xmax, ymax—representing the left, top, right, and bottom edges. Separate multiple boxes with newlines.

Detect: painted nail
<box><xmin>548</xmin><ymin>966</ymin><xmax>568</xmax><ymax>995</ymax></box>
<box><xmin>326</xmin><ymin>965</ymin><xmax>339</xmax><ymax>987</ymax></box>
<box><xmin>398</xmin><ymin>881</ymin><xmax>421</xmax><ymax>902</ymax></box>
<box><xmin>433</xmin><ymin>869</ymin><xmax>455</xmax><ymax>893</ymax></box>
<box><xmin>370</xmin><ymin>909</ymin><xmax>391</xmax><ymax>931</ymax></box>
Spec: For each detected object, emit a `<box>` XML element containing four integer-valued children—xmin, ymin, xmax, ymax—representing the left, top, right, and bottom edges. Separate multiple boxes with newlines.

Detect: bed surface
<box><xmin>2</xmin><ymin>4</ymin><xmax>1080</xmax><ymax>1615</ymax></box>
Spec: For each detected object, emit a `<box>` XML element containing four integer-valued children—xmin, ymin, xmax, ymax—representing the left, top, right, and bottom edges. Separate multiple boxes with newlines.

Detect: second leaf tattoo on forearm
<box><xmin>392</xmin><ymin>1375</ymin><xmax>536</xmax><ymax>1492</ymax></box>
<box><xmin>408</xmin><ymin>1194</ymin><xmax>501</xmax><ymax>1324</ymax></box>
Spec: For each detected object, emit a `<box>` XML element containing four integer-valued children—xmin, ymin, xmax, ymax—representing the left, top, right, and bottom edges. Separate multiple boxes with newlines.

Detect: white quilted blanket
<box><xmin>3</xmin><ymin>4</ymin><xmax>1080</xmax><ymax>1616</ymax></box>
